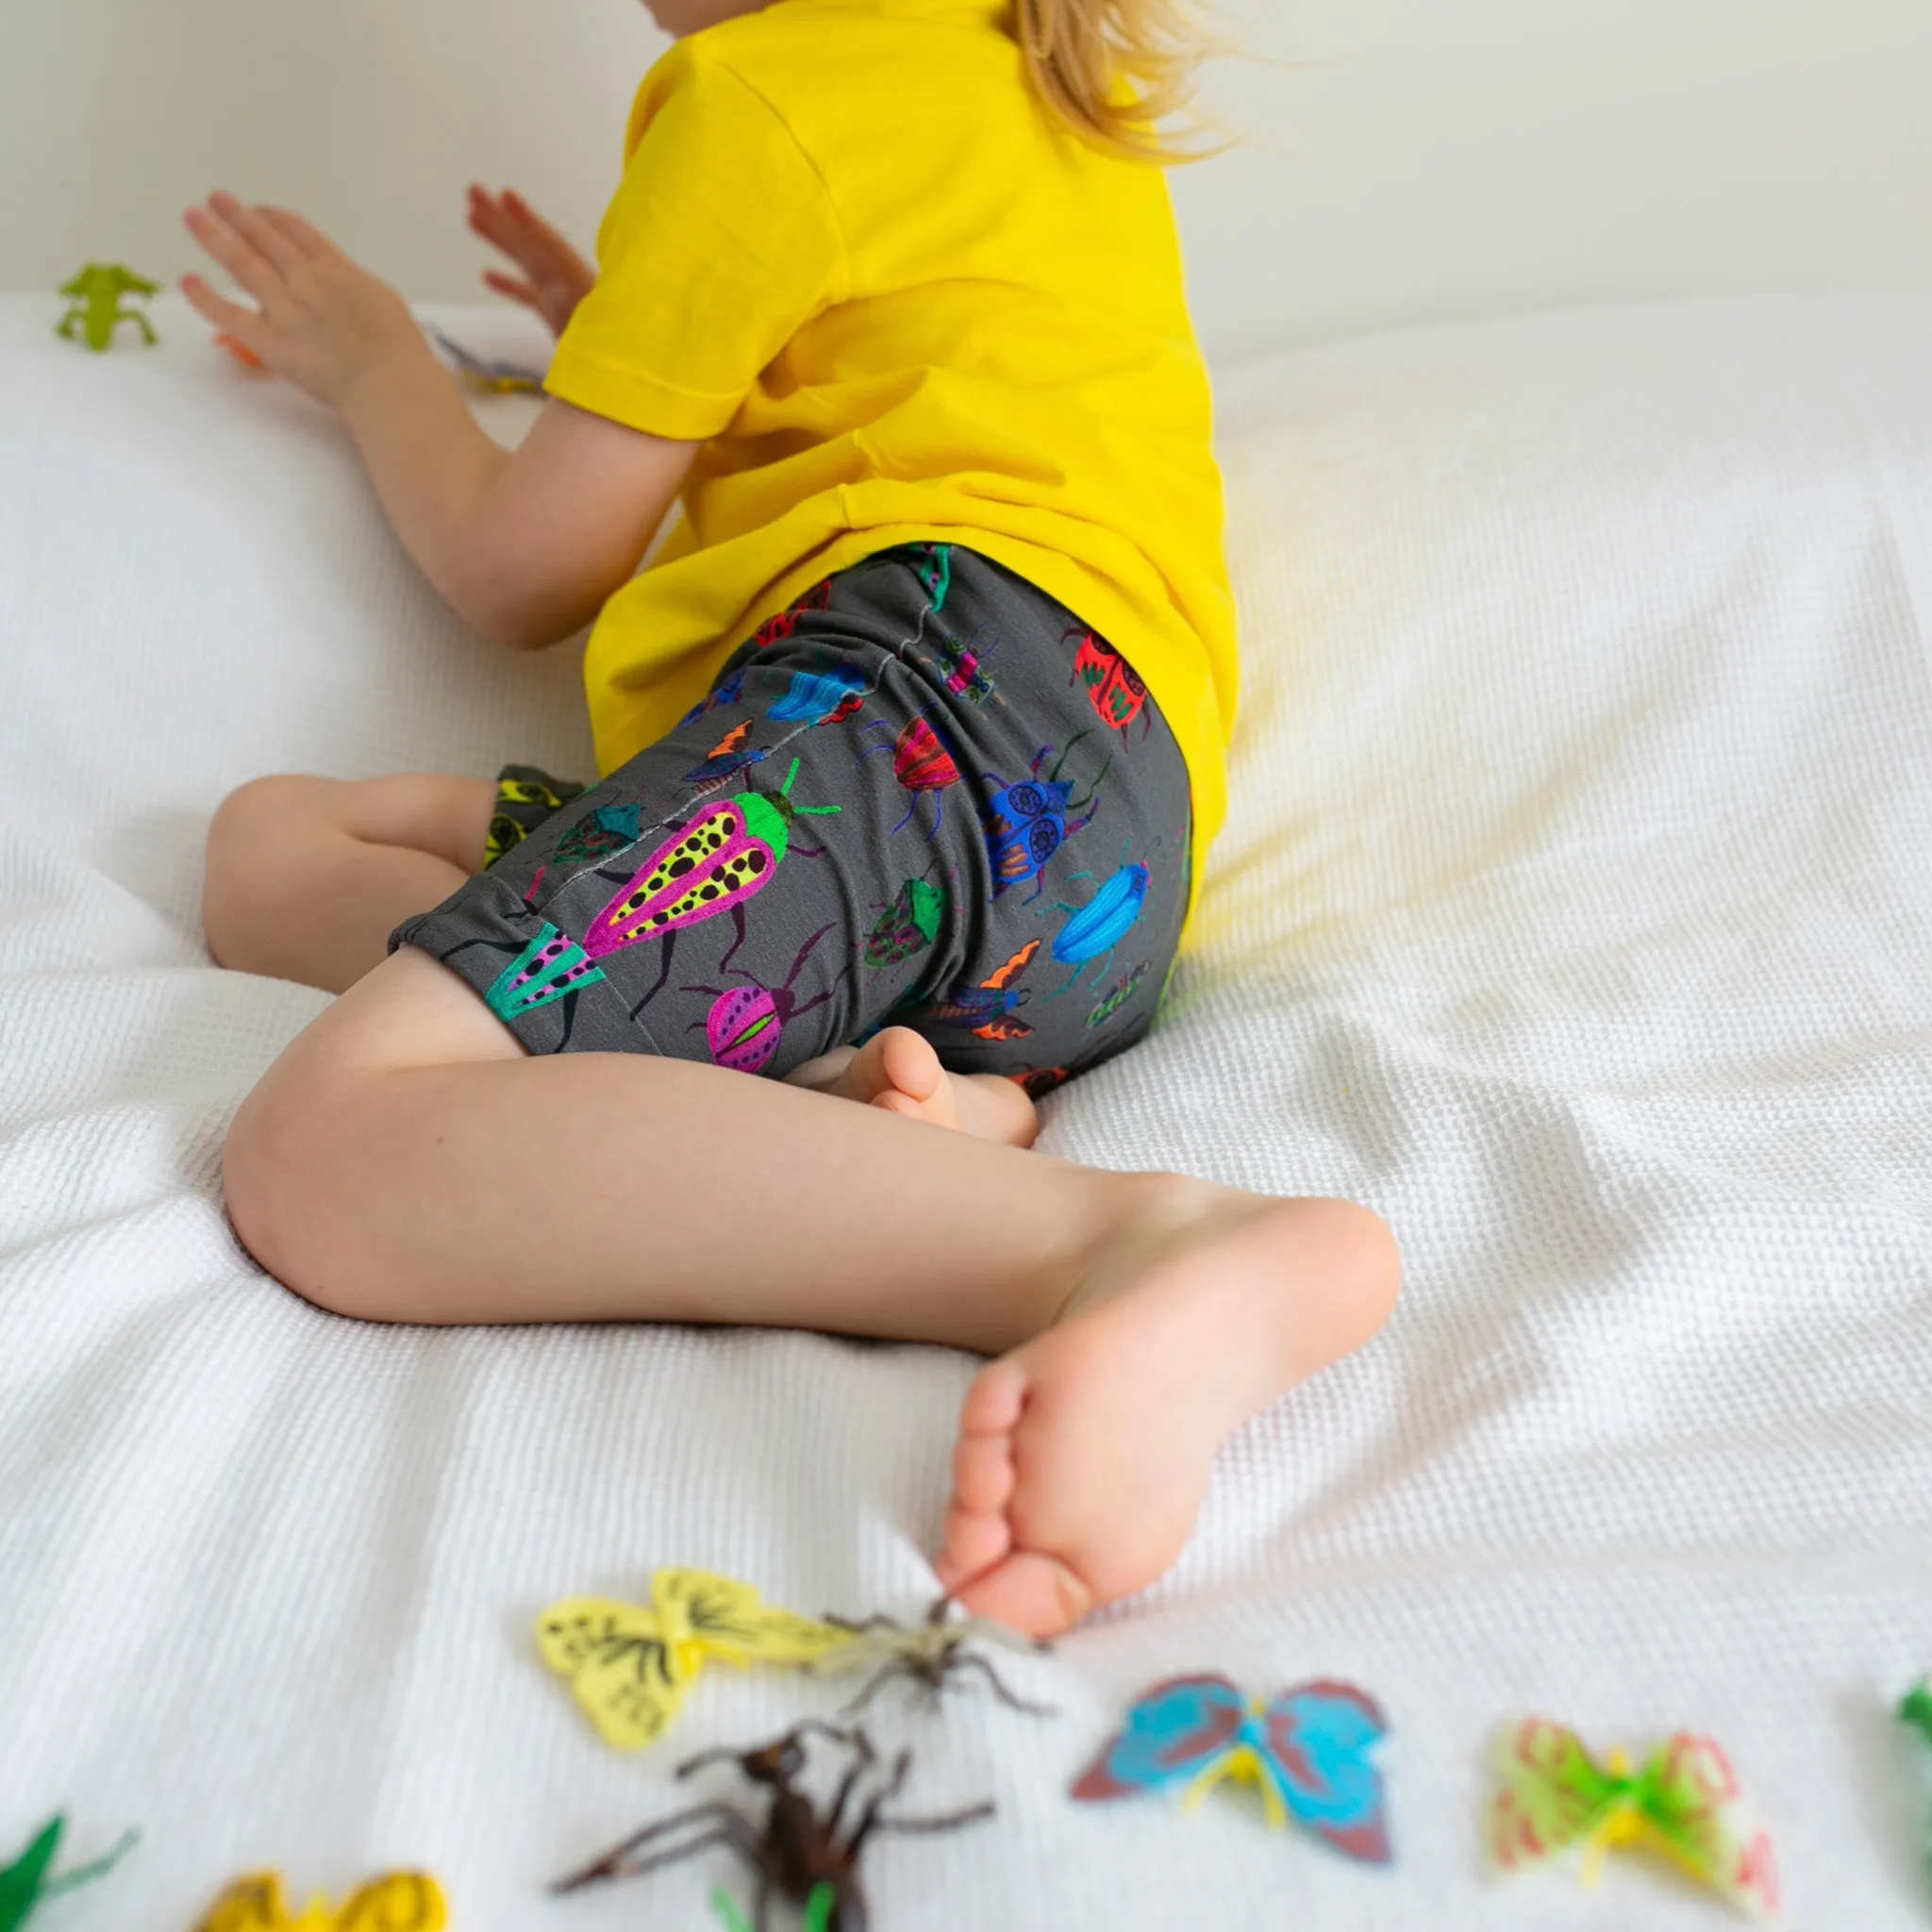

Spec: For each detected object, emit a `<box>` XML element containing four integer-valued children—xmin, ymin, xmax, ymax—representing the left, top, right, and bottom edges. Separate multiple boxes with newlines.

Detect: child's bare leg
<box><xmin>205</xmin><ymin>777</ymin><xmax>1035</xmax><ymax>1145</ymax></box>
<box><xmin>787</xmin><ymin>1032</ymin><xmax>1040</xmax><ymax>1148</ymax></box>
<box><xmin>225</xmin><ymin>948</ymin><xmax>1401</xmax><ymax>1635</ymax></box>
<box><xmin>203</xmin><ymin>774</ymin><xmax>494</xmax><ymax>992</ymax></box>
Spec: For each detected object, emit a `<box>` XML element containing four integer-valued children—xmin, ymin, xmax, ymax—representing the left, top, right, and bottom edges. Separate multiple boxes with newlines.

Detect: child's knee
<box><xmin>208</xmin><ymin>774</ymin><xmax>331</xmax><ymax>858</ymax></box>
<box><xmin>203</xmin><ymin>775</ymin><xmax>333</xmax><ymax>961</ymax></box>
<box><xmin>223</xmin><ymin>948</ymin><xmax>520</xmax><ymax>1322</ymax></box>
<box><xmin>222</xmin><ymin>1010</ymin><xmax>439</xmax><ymax>1325</ymax></box>
<box><xmin>222</xmin><ymin>1053</ymin><xmax>380</xmax><ymax>1322</ymax></box>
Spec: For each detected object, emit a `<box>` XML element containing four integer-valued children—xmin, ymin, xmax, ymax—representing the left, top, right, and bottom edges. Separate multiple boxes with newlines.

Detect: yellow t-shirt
<box><xmin>547</xmin><ymin>0</ymin><xmax>1236</xmax><ymax>904</ymax></box>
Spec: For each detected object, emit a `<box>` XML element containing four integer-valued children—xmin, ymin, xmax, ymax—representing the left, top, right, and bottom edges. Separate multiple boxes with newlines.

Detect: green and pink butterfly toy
<box><xmin>1489</xmin><ymin>1718</ymin><xmax>1784</xmax><ymax>1924</ymax></box>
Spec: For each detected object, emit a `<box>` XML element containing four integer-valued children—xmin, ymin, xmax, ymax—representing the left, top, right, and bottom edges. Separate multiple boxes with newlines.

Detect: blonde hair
<box><xmin>1017</xmin><ymin>0</ymin><xmax>1221</xmax><ymax>162</ymax></box>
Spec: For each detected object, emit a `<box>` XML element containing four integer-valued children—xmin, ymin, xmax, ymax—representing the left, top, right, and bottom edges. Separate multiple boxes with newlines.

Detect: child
<box><xmin>183</xmin><ymin>0</ymin><xmax>1399</xmax><ymax>1636</ymax></box>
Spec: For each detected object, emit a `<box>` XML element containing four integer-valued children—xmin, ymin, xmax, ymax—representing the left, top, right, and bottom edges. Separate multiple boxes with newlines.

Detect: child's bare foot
<box><xmin>787</xmin><ymin>1027</ymin><xmax>1038</xmax><ymax>1147</ymax></box>
<box><xmin>932</xmin><ymin>1192</ymin><xmax>1400</xmax><ymax>1635</ymax></box>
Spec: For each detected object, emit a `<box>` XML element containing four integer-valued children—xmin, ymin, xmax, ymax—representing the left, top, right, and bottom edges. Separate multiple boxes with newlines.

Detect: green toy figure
<box><xmin>56</xmin><ymin>262</ymin><xmax>159</xmax><ymax>350</ymax></box>
<box><xmin>1903</xmin><ymin>1678</ymin><xmax>1932</xmax><ymax>1748</ymax></box>
<box><xmin>0</xmin><ymin>1815</ymin><xmax>136</xmax><ymax>1929</ymax></box>
<box><xmin>709</xmin><ymin>1883</ymin><xmax>833</xmax><ymax>1932</ymax></box>
<box><xmin>1901</xmin><ymin>1679</ymin><xmax>1932</xmax><ymax>1894</ymax></box>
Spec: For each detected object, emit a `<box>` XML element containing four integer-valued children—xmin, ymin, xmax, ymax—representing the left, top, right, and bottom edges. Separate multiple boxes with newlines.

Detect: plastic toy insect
<box><xmin>1073</xmin><ymin>1674</ymin><xmax>1393</xmax><ymax>1866</ymax></box>
<box><xmin>859</xmin><ymin>716</ymin><xmax>961</xmax><ymax>841</ymax></box>
<box><xmin>1085</xmin><ymin>961</ymin><xmax>1151</xmax><ymax>1029</ymax></box>
<box><xmin>215</xmin><ymin>332</ymin><xmax>266</xmax><ymax>369</ymax></box>
<box><xmin>1041</xmin><ymin>861</ymin><xmax>1148</xmax><ymax>998</ymax></box>
<box><xmin>811</xmin><ymin>1597</ymin><xmax>1055</xmax><ymax>1719</ymax></box>
<box><xmin>1067</xmin><ymin>629</ymin><xmax>1151</xmax><ymax>739</ymax></box>
<box><xmin>425</xmin><ymin>323</ymin><xmax>546</xmax><ymax>393</ymax></box>
<box><xmin>1899</xmin><ymin>1679</ymin><xmax>1932</xmax><ymax>1890</ymax></box>
<box><xmin>767</xmin><ymin>665</ymin><xmax>868</xmax><ymax>726</ymax></box>
<box><xmin>863</xmin><ymin>878</ymin><xmax>945</xmax><ymax>968</ymax></box>
<box><xmin>1899</xmin><ymin>1676</ymin><xmax>1932</xmax><ymax>1753</ymax></box>
<box><xmin>484</xmin><ymin>766</ymin><xmax>585</xmax><ymax>866</ymax></box>
<box><xmin>685</xmin><ymin>722</ymin><xmax>771</xmax><ymax>793</ymax></box>
<box><xmin>189</xmin><ymin>1870</ymin><xmax>445</xmax><ymax>1930</ymax></box>
<box><xmin>684</xmin><ymin>923</ymin><xmax>848</xmax><ymax>1075</ymax></box>
<box><xmin>588</xmin><ymin>757</ymin><xmax>840</xmax><ymax>1009</ymax></box>
<box><xmin>981</xmin><ymin>737</ymin><xmax>1109</xmax><ymax>903</ymax></box>
<box><xmin>1489</xmin><ymin>1719</ymin><xmax>1783</xmax><ymax>1924</ymax></box>
<box><xmin>929</xmin><ymin>939</ymin><xmax>1040</xmax><ymax>1041</ymax></box>
<box><xmin>537</xmin><ymin>1569</ymin><xmax>857</xmax><ymax>1754</ymax></box>
<box><xmin>189</xmin><ymin>1871</ymin><xmax>445</xmax><ymax>1930</ymax></box>
<box><xmin>750</xmin><ymin>578</ymin><xmax>834</xmax><ymax>653</ymax></box>
<box><xmin>679</xmin><ymin>669</ymin><xmax>748</xmax><ymax>728</ymax></box>
<box><xmin>55</xmin><ymin>263</ymin><xmax>158</xmax><ymax>350</ymax></box>
<box><xmin>710</xmin><ymin>1882</ymin><xmax>833</xmax><ymax>1932</ymax></box>
<box><xmin>1</xmin><ymin>1815</ymin><xmax>135</xmax><ymax>1929</ymax></box>
<box><xmin>552</xmin><ymin>1722</ymin><xmax>992</xmax><ymax>1932</ymax></box>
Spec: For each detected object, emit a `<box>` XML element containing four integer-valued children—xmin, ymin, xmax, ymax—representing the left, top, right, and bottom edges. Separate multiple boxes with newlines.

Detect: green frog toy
<box><xmin>56</xmin><ymin>262</ymin><xmax>159</xmax><ymax>351</ymax></box>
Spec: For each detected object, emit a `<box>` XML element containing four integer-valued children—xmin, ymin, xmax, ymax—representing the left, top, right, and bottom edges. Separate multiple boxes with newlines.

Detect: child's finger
<box><xmin>502</xmin><ymin>192</ymin><xmax>577</xmax><ymax>269</ymax></box>
<box><xmin>481</xmin><ymin>269</ymin><xmax>541</xmax><ymax>310</ymax></box>
<box><xmin>466</xmin><ymin>185</ymin><xmax>519</xmax><ymax>244</ymax></box>
<box><xmin>210</xmin><ymin>192</ymin><xmax>307</xmax><ymax>275</ymax></box>
<box><xmin>258</xmin><ymin>205</ymin><xmax>339</xmax><ymax>263</ymax></box>
<box><xmin>180</xmin><ymin>272</ymin><xmax>267</xmax><ymax>353</ymax></box>
<box><xmin>183</xmin><ymin>204</ymin><xmax>283</xmax><ymax>308</ymax></box>
<box><xmin>468</xmin><ymin>208</ymin><xmax>530</xmax><ymax>269</ymax></box>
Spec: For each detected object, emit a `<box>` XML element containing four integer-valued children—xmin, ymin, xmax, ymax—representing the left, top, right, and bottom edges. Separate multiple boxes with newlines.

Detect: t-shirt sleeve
<box><xmin>545</xmin><ymin>49</ymin><xmax>847</xmax><ymax>442</ymax></box>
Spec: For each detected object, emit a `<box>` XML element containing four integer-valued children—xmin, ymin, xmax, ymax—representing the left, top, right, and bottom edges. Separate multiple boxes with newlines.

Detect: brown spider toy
<box><xmin>551</xmin><ymin>1720</ymin><xmax>991</xmax><ymax>1932</ymax></box>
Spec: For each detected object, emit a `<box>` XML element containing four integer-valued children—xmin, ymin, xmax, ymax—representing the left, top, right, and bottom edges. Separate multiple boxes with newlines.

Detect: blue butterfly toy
<box><xmin>1071</xmin><ymin>1674</ymin><xmax>1393</xmax><ymax>1865</ymax></box>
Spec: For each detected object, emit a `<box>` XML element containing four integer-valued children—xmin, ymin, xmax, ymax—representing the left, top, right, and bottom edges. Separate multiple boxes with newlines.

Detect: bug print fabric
<box><xmin>391</xmin><ymin>547</ymin><xmax>1191</xmax><ymax>1091</ymax></box>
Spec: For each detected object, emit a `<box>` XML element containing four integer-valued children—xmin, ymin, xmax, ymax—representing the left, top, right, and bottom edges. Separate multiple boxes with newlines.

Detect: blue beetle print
<box><xmin>766</xmin><ymin>663</ymin><xmax>868</xmax><ymax>726</ymax></box>
<box><xmin>981</xmin><ymin>733</ymin><xmax>1109</xmax><ymax>904</ymax></box>
<box><xmin>1041</xmin><ymin>860</ymin><xmax>1149</xmax><ymax>997</ymax></box>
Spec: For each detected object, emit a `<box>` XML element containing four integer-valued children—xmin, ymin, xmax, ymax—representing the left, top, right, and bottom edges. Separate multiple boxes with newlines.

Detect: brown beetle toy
<box><xmin>551</xmin><ymin>1720</ymin><xmax>991</xmax><ymax>1932</ymax></box>
<box><xmin>815</xmin><ymin>1597</ymin><xmax>1057</xmax><ymax>1719</ymax></box>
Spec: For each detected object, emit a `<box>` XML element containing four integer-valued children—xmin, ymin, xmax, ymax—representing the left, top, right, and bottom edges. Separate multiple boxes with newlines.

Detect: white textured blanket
<box><xmin>2</xmin><ymin>291</ymin><xmax>1929</xmax><ymax>1928</ymax></box>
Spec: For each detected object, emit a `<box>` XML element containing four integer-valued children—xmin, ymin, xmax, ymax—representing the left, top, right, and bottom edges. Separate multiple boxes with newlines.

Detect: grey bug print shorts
<box><xmin>391</xmin><ymin>545</ymin><xmax>1192</xmax><ymax>1098</ymax></box>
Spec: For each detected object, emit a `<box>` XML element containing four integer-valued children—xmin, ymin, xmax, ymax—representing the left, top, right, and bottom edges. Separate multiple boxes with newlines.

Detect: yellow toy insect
<box><xmin>188</xmin><ymin>1870</ymin><xmax>445</xmax><ymax>1931</ymax></box>
<box><xmin>537</xmin><ymin>1568</ymin><xmax>855</xmax><ymax>1752</ymax></box>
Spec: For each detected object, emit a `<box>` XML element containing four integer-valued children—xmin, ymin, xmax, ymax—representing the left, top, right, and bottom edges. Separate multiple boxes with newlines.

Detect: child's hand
<box><xmin>180</xmin><ymin>193</ymin><xmax>426</xmax><ymax>409</ymax></box>
<box><xmin>465</xmin><ymin>186</ymin><xmax>595</xmax><ymax>338</ymax></box>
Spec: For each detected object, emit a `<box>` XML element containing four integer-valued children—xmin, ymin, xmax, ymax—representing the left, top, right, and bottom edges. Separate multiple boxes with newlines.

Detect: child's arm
<box><xmin>181</xmin><ymin>194</ymin><xmax>694</xmax><ymax>653</ymax></box>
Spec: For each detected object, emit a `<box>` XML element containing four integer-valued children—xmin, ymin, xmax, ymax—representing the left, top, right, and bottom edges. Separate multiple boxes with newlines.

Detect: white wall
<box><xmin>4</xmin><ymin>0</ymin><xmax>1928</xmax><ymax>362</ymax></box>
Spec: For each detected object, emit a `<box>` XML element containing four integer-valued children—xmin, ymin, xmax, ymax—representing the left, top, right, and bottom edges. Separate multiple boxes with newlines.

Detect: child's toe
<box><xmin>951</xmin><ymin>1431</ymin><xmax>1016</xmax><ymax>1513</ymax></box>
<box><xmin>878</xmin><ymin>1025</ymin><xmax>943</xmax><ymax>1101</ymax></box>
<box><xmin>948</xmin><ymin>1550</ymin><xmax>1094</xmax><ymax>1638</ymax></box>
<box><xmin>958</xmin><ymin>1357</ymin><xmax>1028</xmax><ymax>1438</ymax></box>
<box><xmin>935</xmin><ymin>1499</ymin><xmax>1010</xmax><ymax>1586</ymax></box>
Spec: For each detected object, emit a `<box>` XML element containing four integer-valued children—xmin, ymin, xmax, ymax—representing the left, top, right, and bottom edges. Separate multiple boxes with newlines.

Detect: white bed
<box><xmin>3</xmin><ymin>290</ymin><xmax>1930</xmax><ymax>1928</ymax></box>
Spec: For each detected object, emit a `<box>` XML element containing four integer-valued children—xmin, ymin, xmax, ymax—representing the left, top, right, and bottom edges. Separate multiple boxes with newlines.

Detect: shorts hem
<box><xmin>391</xmin><ymin>872</ymin><xmax>668</xmax><ymax>1058</ymax></box>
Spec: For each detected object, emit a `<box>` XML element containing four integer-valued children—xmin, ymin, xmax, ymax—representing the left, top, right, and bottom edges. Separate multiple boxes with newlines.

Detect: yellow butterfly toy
<box><xmin>189</xmin><ymin>1871</ymin><xmax>445</xmax><ymax>1931</ymax></box>
<box><xmin>537</xmin><ymin>1568</ymin><xmax>856</xmax><ymax>1752</ymax></box>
